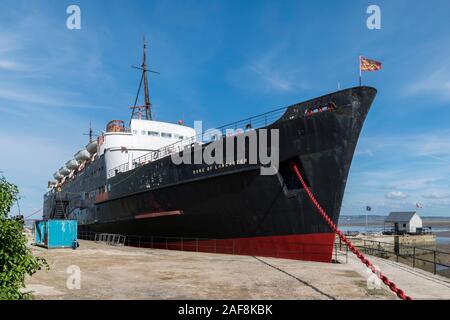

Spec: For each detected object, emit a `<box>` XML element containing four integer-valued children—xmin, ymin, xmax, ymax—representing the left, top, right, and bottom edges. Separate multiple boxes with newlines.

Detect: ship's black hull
<box><xmin>44</xmin><ymin>86</ymin><xmax>377</xmax><ymax>262</ymax></box>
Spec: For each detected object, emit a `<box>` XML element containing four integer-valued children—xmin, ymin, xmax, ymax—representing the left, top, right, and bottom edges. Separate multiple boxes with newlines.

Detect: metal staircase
<box><xmin>52</xmin><ymin>200</ymin><xmax>67</xmax><ymax>219</ymax></box>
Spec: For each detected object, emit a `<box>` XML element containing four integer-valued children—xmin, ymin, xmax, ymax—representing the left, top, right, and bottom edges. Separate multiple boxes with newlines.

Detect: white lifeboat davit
<box><xmin>74</xmin><ymin>149</ymin><xmax>91</xmax><ymax>161</ymax></box>
<box><xmin>59</xmin><ymin>166</ymin><xmax>70</xmax><ymax>176</ymax></box>
<box><xmin>65</xmin><ymin>159</ymin><xmax>79</xmax><ymax>170</ymax></box>
<box><xmin>86</xmin><ymin>140</ymin><xmax>98</xmax><ymax>155</ymax></box>
<box><xmin>53</xmin><ymin>171</ymin><xmax>63</xmax><ymax>180</ymax></box>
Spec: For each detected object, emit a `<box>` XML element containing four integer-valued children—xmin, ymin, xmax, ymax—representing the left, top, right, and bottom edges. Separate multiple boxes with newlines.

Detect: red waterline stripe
<box><xmin>129</xmin><ymin>233</ymin><xmax>336</xmax><ymax>263</ymax></box>
<box><xmin>135</xmin><ymin>210</ymin><xmax>183</xmax><ymax>219</ymax></box>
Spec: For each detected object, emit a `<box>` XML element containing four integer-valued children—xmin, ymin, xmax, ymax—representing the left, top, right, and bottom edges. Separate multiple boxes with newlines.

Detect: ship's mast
<box><xmin>142</xmin><ymin>41</ymin><xmax>151</xmax><ymax>120</ymax></box>
<box><xmin>130</xmin><ymin>38</ymin><xmax>159</xmax><ymax>123</ymax></box>
<box><xmin>83</xmin><ymin>121</ymin><xmax>94</xmax><ymax>142</ymax></box>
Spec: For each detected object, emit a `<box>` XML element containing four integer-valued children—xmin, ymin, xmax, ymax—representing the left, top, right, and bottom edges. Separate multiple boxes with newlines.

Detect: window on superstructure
<box><xmin>141</xmin><ymin>130</ymin><xmax>146</xmax><ymax>135</ymax></box>
<box><xmin>174</xmin><ymin>134</ymin><xmax>184</xmax><ymax>140</ymax></box>
<box><xmin>148</xmin><ymin>131</ymin><xmax>159</xmax><ymax>137</ymax></box>
<box><xmin>161</xmin><ymin>132</ymin><xmax>172</xmax><ymax>138</ymax></box>
<box><xmin>133</xmin><ymin>130</ymin><xmax>138</xmax><ymax>135</ymax></box>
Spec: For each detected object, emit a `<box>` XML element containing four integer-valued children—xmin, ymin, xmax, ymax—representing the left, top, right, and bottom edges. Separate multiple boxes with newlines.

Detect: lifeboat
<box><xmin>74</xmin><ymin>149</ymin><xmax>91</xmax><ymax>161</ymax></box>
<box><xmin>86</xmin><ymin>140</ymin><xmax>98</xmax><ymax>155</ymax></box>
<box><xmin>53</xmin><ymin>171</ymin><xmax>63</xmax><ymax>180</ymax></box>
<box><xmin>65</xmin><ymin>159</ymin><xmax>79</xmax><ymax>170</ymax></box>
<box><xmin>59</xmin><ymin>166</ymin><xmax>70</xmax><ymax>176</ymax></box>
<box><xmin>47</xmin><ymin>180</ymin><xmax>57</xmax><ymax>188</ymax></box>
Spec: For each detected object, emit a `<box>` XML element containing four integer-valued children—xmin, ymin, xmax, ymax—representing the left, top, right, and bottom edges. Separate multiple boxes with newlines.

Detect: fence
<box><xmin>93</xmin><ymin>233</ymin><xmax>126</xmax><ymax>246</ymax></box>
<box><xmin>107</xmin><ymin>162</ymin><xmax>129</xmax><ymax>179</ymax></box>
<box><xmin>338</xmin><ymin>237</ymin><xmax>450</xmax><ymax>277</ymax></box>
<box><xmin>78</xmin><ymin>231</ymin><xmax>348</xmax><ymax>263</ymax></box>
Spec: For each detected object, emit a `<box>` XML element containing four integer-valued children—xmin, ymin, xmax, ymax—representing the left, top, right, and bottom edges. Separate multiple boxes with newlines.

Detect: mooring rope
<box><xmin>290</xmin><ymin>162</ymin><xmax>412</xmax><ymax>300</ymax></box>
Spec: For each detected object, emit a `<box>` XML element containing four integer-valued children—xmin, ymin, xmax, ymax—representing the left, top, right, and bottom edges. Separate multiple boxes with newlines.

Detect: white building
<box><xmin>384</xmin><ymin>211</ymin><xmax>423</xmax><ymax>234</ymax></box>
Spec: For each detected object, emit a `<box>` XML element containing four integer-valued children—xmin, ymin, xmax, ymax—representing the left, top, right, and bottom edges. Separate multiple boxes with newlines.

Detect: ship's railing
<box><xmin>78</xmin><ymin>231</ymin><xmax>345</xmax><ymax>262</ymax></box>
<box><xmin>131</xmin><ymin>139</ymin><xmax>200</xmax><ymax>170</ymax></box>
<box><xmin>94</xmin><ymin>233</ymin><xmax>126</xmax><ymax>246</ymax></box>
<box><xmin>107</xmin><ymin>162</ymin><xmax>129</xmax><ymax>178</ymax></box>
<box><xmin>131</xmin><ymin>106</ymin><xmax>288</xmax><ymax>165</ymax></box>
<box><xmin>335</xmin><ymin>237</ymin><xmax>450</xmax><ymax>277</ymax></box>
<box><xmin>107</xmin><ymin>106</ymin><xmax>289</xmax><ymax>178</ymax></box>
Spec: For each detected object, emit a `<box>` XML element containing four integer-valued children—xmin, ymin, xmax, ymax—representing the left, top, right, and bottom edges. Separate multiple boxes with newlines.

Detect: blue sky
<box><xmin>1</xmin><ymin>0</ymin><xmax>449</xmax><ymax>218</ymax></box>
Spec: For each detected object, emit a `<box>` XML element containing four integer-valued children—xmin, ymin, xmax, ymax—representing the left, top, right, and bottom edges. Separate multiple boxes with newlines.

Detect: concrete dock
<box><xmin>25</xmin><ymin>240</ymin><xmax>392</xmax><ymax>300</ymax></box>
<box><xmin>335</xmin><ymin>249</ymin><xmax>450</xmax><ymax>299</ymax></box>
<box><xmin>24</xmin><ymin>239</ymin><xmax>450</xmax><ymax>300</ymax></box>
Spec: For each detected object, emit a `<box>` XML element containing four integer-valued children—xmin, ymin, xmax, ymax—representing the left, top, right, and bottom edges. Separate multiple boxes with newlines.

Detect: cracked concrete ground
<box><xmin>24</xmin><ymin>240</ymin><xmax>392</xmax><ymax>300</ymax></box>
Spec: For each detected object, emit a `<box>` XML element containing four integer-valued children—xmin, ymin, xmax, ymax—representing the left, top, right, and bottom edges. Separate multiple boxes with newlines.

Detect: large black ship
<box><xmin>44</xmin><ymin>44</ymin><xmax>377</xmax><ymax>262</ymax></box>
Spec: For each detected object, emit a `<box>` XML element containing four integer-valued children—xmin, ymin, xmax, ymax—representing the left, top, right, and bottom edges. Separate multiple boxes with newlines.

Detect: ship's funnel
<box><xmin>65</xmin><ymin>159</ymin><xmax>79</xmax><ymax>170</ymax></box>
<box><xmin>74</xmin><ymin>149</ymin><xmax>91</xmax><ymax>161</ymax></box>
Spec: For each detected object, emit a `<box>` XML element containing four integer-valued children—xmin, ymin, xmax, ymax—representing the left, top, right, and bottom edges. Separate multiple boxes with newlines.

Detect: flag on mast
<box><xmin>360</xmin><ymin>57</ymin><xmax>382</xmax><ymax>71</ymax></box>
<box><xmin>359</xmin><ymin>56</ymin><xmax>382</xmax><ymax>86</ymax></box>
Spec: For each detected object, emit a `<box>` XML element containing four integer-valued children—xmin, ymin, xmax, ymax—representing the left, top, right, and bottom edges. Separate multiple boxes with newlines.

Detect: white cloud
<box><xmin>0</xmin><ymin>130</ymin><xmax>81</xmax><ymax>218</ymax></box>
<box><xmin>0</xmin><ymin>32</ymin><xmax>20</xmax><ymax>53</ymax></box>
<box><xmin>0</xmin><ymin>33</ymin><xmax>23</xmax><ymax>70</ymax></box>
<box><xmin>406</xmin><ymin>64</ymin><xmax>450</xmax><ymax>101</ymax></box>
<box><xmin>0</xmin><ymin>59</ymin><xmax>23</xmax><ymax>71</ymax></box>
<box><xmin>227</xmin><ymin>43</ymin><xmax>310</xmax><ymax>94</ymax></box>
<box><xmin>355</xmin><ymin>149</ymin><xmax>374</xmax><ymax>157</ymax></box>
<box><xmin>247</xmin><ymin>62</ymin><xmax>297</xmax><ymax>92</ymax></box>
<box><xmin>0</xmin><ymin>9</ymin><xmax>116</xmax><ymax>218</ymax></box>
<box><xmin>343</xmin><ymin>130</ymin><xmax>450</xmax><ymax>215</ymax></box>
<box><xmin>422</xmin><ymin>192</ymin><xmax>450</xmax><ymax>199</ymax></box>
<box><xmin>357</xmin><ymin>131</ymin><xmax>450</xmax><ymax>165</ymax></box>
<box><xmin>0</xmin><ymin>85</ymin><xmax>111</xmax><ymax>109</ymax></box>
<box><xmin>386</xmin><ymin>191</ymin><xmax>408</xmax><ymax>200</ymax></box>
<box><xmin>389</xmin><ymin>178</ymin><xmax>437</xmax><ymax>191</ymax></box>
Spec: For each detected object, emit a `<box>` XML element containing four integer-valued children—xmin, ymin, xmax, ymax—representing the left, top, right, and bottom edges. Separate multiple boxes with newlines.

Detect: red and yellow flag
<box><xmin>360</xmin><ymin>57</ymin><xmax>382</xmax><ymax>72</ymax></box>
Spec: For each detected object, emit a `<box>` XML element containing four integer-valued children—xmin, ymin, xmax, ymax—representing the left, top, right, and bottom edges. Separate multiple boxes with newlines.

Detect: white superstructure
<box><xmin>98</xmin><ymin>119</ymin><xmax>196</xmax><ymax>176</ymax></box>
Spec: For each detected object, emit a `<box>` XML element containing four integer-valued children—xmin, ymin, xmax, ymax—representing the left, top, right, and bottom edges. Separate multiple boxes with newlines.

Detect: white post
<box><xmin>366</xmin><ymin>208</ymin><xmax>368</xmax><ymax>233</ymax></box>
<box><xmin>359</xmin><ymin>55</ymin><xmax>362</xmax><ymax>87</ymax></box>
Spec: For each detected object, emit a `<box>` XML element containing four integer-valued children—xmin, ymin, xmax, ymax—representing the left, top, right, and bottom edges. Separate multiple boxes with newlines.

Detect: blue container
<box><xmin>34</xmin><ymin>220</ymin><xmax>78</xmax><ymax>248</ymax></box>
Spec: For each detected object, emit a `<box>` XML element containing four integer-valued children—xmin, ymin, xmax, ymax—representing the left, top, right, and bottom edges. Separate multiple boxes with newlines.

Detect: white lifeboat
<box><xmin>86</xmin><ymin>140</ymin><xmax>98</xmax><ymax>155</ymax></box>
<box><xmin>59</xmin><ymin>166</ymin><xmax>70</xmax><ymax>176</ymax></box>
<box><xmin>74</xmin><ymin>149</ymin><xmax>91</xmax><ymax>161</ymax></box>
<box><xmin>53</xmin><ymin>171</ymin><xmax>63</xmax><ymax>180</ymax></box>
<box><xmin>65</xmin><ymin>159</ymin><xmax>79</xmax><ymax>170</ymax></box>
<box><xmin>48</xmin><ymin>180</ymin><xmax>57</xmax><ymax>188</ymax></box>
